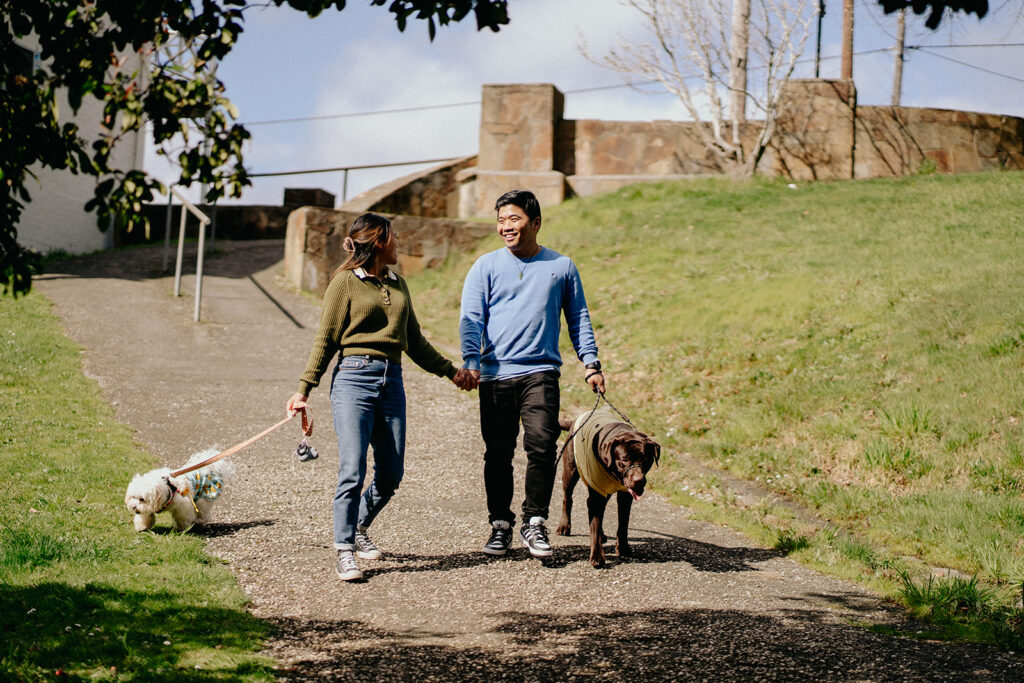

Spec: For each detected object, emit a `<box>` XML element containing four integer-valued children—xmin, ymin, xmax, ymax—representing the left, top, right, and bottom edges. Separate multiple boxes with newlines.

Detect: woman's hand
<box><xmin>287</xmin><ymin>392</ymin><xmax>308</xmax><ymax>416</ymax></box>
<box><xmin>452</xmin><ymin>368</ymin><xmax>480</xmax><ymax>391</ymax></box>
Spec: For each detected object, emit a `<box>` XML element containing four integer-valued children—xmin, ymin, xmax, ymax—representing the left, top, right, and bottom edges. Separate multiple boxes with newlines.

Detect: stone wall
<box><xmin>131</xmin><ymin>204</ymin><xmax>293</xmax><ymax>245</ymax></box>
<box><xmin>772</xmin><ymin>79</ymin><xmax>857</xmax><ymax>180</ymax></box>
<box><xmin>853</xmin><ymin>106</ymin><xmax>1024</xmax><ymax>177</ymax></box>
<box><xmin>445</xmin><ymin>81</ymin><xmax>1024</xmax><ymax>218</ymax></box>
<box><xmin>344</xmin><ymin>155</ymin><xmax>477</xmax><ymax>218</ymax></box>
<box><xmin>285</xmin><ymin>207</ymin><xmax>491</xmax><ymax>296</ymax></box>
<box><xmin>134</xmin><ymin>187</ymin><xmax>336</xmax><ymax>246</ymax></box>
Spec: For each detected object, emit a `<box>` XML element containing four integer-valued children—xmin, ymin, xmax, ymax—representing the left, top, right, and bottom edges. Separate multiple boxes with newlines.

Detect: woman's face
<box><xmin>380</xmin><ymin>230</ymin><xmax>399</xmax><ymax>266</ymax></box>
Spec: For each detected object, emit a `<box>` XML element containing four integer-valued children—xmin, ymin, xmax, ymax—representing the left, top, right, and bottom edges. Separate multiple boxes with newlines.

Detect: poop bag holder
<box><xmin>294</xmin><ymin>436</ymin><xmax>319</xmax><ymax>461</ymax></box>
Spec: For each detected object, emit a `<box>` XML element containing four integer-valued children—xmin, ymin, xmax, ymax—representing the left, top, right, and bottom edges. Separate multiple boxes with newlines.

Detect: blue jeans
<box><xmin>329</xmin><ymin>355</ymin><xmax>406</xmax><ymax>550</ymax></box>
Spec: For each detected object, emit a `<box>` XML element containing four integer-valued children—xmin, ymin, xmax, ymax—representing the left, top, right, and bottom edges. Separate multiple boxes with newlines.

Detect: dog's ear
<box><xmin>645</xmin><ymin>438</ymin><xmax>661</xmax><ymax>466</ymax></box>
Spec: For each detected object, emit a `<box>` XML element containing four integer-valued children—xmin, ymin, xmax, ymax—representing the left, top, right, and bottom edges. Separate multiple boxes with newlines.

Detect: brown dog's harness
<box><xmin>560</xmin><ymin>394</ymin><xmax>654</xmax><ymax>498</ymax></box>
<box><xmin>572</xmin><ymin>407</ymin><xmax>637</xmax><ymax>497</ymax></box>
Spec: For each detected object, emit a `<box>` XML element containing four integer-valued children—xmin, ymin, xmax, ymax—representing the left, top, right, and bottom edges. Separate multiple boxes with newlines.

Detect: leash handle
<box><xmin>169</xmin><ymin>406</ymin><xmax>312</xmax><ymax>477</ymax></box>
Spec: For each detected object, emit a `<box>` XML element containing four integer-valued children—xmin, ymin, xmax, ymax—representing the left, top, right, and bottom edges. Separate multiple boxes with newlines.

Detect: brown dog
<box><xmin>555</xmin><ymin>407</ymin><xmax>660</xmax><ymax>568</ymax></box>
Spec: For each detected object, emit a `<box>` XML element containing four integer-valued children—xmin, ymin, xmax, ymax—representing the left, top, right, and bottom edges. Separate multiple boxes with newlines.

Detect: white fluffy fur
<box><xmin>124</xmin><ymin>449</ymin><xmax>235</xmax><ymax>532</ymax></box>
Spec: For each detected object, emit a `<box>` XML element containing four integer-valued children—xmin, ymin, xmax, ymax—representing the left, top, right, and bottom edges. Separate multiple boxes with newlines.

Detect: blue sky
<box><xmin>144</xmin><ymin>0</ymin><xmax>1024</xmax><ymax>206</ymax></box>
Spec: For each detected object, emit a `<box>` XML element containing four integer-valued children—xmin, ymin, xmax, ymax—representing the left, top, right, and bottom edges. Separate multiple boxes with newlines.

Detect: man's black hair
<box><xmin>495</xmin><ymin>189</ymin><xmax>541</xmax><ymax>222</ymax></box>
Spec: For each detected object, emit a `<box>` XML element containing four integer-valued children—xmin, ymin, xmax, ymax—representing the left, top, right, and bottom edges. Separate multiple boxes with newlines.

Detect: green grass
<box><xmin>0</xmin><ymin>293</ymin><xmax>274</xmax><ymax>681</ymax></box>
<box><xmin>408</xmin><ymin>171</ymin><xmax>1024</xmax><ymax>648</ymax></box>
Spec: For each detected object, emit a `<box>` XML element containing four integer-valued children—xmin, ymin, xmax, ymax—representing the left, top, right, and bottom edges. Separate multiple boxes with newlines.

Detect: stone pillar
<box><xmin>479</xmin><ymin>84</ymin><xmax>563</xmax><ymax>171</ymax></box>
<box><xmin>459</xmin><ymin>84</ymin><xmax>567</xmax><ymax>217</ymax></box>
<box><xmin>772</xmin><ymin>79</ymin><xmax>856</xmax><ymax>181</ymax></box>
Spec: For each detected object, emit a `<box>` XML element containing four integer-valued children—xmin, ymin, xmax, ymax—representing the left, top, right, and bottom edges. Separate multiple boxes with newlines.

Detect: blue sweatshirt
<box><xmin>459</xmin><ymin>246</ymin><xmax>599</xmax><ymax>380</ymax></box>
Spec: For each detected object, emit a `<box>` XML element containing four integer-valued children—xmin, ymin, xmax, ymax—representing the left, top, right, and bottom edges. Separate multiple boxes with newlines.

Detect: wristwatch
<box><xmin>585</xmin><ymin>360</ymin><xmax>602</xmax><ymax>373</ymax></box>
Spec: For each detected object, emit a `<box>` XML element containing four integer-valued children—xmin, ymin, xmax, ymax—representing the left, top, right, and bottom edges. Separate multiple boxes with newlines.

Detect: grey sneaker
<box><xmin>354</xmin><ymin>527</ymin><xmax>382</xmax><ymax>560</ymax></box>
<box><xmin>519</xmin><ymin>516</ymin><xmax>553</xmax><ymax>557</ymax></box>
<box><xmin>336</xmin><ymin>550</ymin><xmax>363</xmax><ymax>581</ymax></box>
<box><xmin>483</xmin><ymin>520</ymin><xmax>513</xmax><ymax>556</ymax></box>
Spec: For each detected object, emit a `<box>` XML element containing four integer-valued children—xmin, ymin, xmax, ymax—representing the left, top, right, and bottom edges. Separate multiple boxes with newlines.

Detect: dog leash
<box><xmin>554</xmin><ymin>393</ymin><xmax>602</xmax><ymax>468</ymax></box>
<box><xmin>554</xmin><ymin>392</ymin><xmax>639</xmax><ymax>469</ymax></box>
<box><xmin>169</xmin><ymin>407</ymin><xmax>313</xmax><ymax>477</ymax></box>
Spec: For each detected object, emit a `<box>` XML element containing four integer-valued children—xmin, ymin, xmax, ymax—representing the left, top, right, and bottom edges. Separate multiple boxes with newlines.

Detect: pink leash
<box><xmin>169</xmin><ymin>407</ymin><xmax>313</xmax><ymax>477</ymax></box>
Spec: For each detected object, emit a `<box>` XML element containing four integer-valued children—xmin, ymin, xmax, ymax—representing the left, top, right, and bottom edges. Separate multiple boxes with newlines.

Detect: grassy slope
<box><xmin>0</xmin><ymin>293</ymin><xmax>273</xmax><ymax>681</ymax></box>
<box><xmin>409</xmin><ymin>171</ymin><xmax>1024</xmax><ymax>642</ymax></box>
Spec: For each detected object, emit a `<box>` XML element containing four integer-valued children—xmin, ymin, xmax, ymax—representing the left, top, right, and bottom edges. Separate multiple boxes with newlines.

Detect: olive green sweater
<box><xmin>297</xmin><ymin>268</ymin><xmax>455</xmax><ymax>396</ymax></box>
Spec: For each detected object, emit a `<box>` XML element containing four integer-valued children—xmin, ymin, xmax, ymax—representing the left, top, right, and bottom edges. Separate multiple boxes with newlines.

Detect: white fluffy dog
<box><xmin>124</xmin><ymin>449</ymin><xmax>235</xmax><ymax>532</ymax></box>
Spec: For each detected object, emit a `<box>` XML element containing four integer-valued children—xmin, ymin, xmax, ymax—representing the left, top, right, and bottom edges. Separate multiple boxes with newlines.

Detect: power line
<box><xmin>239</xmin><ymin>43</ymin><xmax>1023</xmax><ymax>128</ymax></box>
<box><xmin>908</xmin><ymin>46</ymin><xmax>1024</xmax><ymax>83</ymax></box>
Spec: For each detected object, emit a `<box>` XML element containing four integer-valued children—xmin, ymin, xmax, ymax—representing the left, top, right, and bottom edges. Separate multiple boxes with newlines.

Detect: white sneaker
<box><xmin>336</xmin><ymin>550</ymin><xmax>363</xmax><ymax>581</ymax></box>
<box><xmin>483</xmin><ymin>520</ymin><xmax>513</xmax><ymax>556</ymax></box>
<box><xmin>519</xmin><ymin>516</ymin><xmax>553</xmax><ymax>557</ymax></box>
<box><xmin>354</xmin><ymin>528</ymin><xmax>382</xmax><ymax>560</ymax></box>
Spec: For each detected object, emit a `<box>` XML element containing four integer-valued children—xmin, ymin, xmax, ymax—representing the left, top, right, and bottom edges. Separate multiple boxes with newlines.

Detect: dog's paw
<box><xmin>134</xmin><ymin>514</ymin><xmax>155</xmax><ymax>532</ymax></box>
<box><xmin>555</xmin><ymin>522</ymin><xmax>571</xmax><ymax>536</ymax></box>
<box><xmin>616</xmin><ymin>540</ymin><xmax>633</xmax><ymax>558</ymax></box>
<box><xmin>589</xmin><ymin>552</ymin><xmax>607</xmax><ymax>569</ymax></box>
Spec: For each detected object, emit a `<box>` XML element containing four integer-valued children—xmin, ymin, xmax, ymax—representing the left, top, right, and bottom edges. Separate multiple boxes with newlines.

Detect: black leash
<box><xmin>554</xmin><ymin>393</ymin><xmax>601</xmax><ymax>468</ymax></box>
<box><xmin>553</xmin><ymin>392</ymin><xmax>635</xmax><ymax>468</ymax></box>
<box><xmin>599</xmin><ymin>392</ymin><xmax>634</xmax><ymax>428</ymax></box>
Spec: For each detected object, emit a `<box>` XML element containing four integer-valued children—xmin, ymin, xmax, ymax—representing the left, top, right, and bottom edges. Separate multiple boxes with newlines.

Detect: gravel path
<box><xmin>36</xmin><ymin>241</ymin><xmax>1023</xmax><ymax>681</ymax></box>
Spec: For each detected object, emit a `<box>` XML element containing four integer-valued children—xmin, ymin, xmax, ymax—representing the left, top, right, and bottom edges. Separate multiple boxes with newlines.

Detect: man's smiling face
<box><xmin>496</xmin><ymin>203</ymin><xmax>540</xmax><ymax>256</ymax></box>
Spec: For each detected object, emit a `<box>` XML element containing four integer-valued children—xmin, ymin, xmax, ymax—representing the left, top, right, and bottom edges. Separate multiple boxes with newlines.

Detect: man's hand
<box><xmin>453</xmin><ymin>368</ymin><xmax>481</xmax><ymax>391</ymax></box>
<box><xmin>586</xmin><ymin>371</ymin><xmax>606</xmax><ymax>394</ymax></box>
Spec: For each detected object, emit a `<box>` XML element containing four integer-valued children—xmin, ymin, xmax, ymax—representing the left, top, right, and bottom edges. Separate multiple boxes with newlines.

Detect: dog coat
<box><xmin>572</xmin><ymin>407</ymin><xmax>630</xmax><ymax>498</ymax></box>
<box><xmin>183</xmin><ymin>470</ymin><xmax>226</xmax><ymax>500</ymax></box>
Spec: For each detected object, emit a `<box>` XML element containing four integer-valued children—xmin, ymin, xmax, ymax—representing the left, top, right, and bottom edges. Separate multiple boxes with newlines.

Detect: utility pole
<box><xmin>891</xmin><ymin>8</ymin><xmax>906</xmax><ymax>105</ymax></box>
<box><xmin>841</xmin><ymin>0</ymin><xmax>854</xmax><ymax>79</ymax></box>
<box><xmin>815</xmin><ymin>0</ymin><xmax>826</xmax><ymax>78</ymax></box>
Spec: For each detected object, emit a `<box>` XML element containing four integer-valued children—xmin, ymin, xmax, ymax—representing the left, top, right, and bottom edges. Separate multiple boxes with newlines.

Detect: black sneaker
<box><xmin>354</xmin><ymin>528</ymin><xmax>382</xmax><ymax>560</ymax></box>
<box><xmin>519</xmin><ymin>516</ymin><xmax>553</xmax><ymax>557</ymax></box>
<box><xmin>336</xmin><ymin>550</ymin><xmax>363</xmax><ymax>581</ymax></box>
<box><xmin>483</xmin><ymin>520</ymin><xmax>513</xmax><ymax>556</ymax></box>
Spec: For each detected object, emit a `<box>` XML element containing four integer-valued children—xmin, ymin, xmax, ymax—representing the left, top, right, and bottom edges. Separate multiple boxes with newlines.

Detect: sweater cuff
<box><xmin>442</xmin><ymin>362</ymin><xmax>457</xmax><ymax>380</ymax></box>
<box><xmin>462</xmin><ymin>355</ymin><xmax>481</xmax><ymax>372</ymax></box>
<box><xmin>297</xmin><ymin>381</ymin><xmax>315</xmax><ymax>397</ymax></box>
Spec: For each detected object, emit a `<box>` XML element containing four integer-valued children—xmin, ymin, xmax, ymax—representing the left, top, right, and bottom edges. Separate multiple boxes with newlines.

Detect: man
<box><xmin>459</xmin><ymin>189</ymin><xmax>605</xmax><ymax>559</ymax></box>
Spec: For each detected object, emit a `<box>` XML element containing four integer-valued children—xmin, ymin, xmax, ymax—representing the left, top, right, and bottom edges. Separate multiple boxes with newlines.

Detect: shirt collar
<box><xmin>353</xmin><ymin>267</ymin><xmax>397</xmax><ymax>281</ymax></box>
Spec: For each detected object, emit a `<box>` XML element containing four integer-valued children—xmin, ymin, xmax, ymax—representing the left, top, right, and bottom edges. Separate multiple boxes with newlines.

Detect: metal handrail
<box><xmin>169</xmin><ymin>187</ymin><xmax>211</xmax><ymax>322</ymax></box>
<box><xmin>247</xmin><ymin>154</ymin><xmax>470</xmax><ymax>202</ymax></box>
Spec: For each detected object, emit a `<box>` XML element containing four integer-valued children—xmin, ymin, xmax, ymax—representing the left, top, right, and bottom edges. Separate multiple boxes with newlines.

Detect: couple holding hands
<box><xmin>286</xmin><ymin>190</ymin><xmax>605</xmax><ymax>581</ymax></box>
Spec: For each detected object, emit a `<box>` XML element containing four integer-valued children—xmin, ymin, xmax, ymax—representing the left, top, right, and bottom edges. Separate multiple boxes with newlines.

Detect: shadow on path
<box><xmin>270</xmin><ymin>607</ymin><xmax>1023</xmax><ymax>681</ymax></box>
<box><xmin>35</xmin><ymin>240</ymin><xmax>286</xmax><ymax>283</ymax></box>
<box><xmin>354</xmin><ymin>532</ymin><xmax>784</xmax><ymax>578</ymax></box>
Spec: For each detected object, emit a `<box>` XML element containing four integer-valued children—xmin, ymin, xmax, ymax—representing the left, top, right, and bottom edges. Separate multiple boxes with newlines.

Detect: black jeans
<box><xmin>479</xmin><ymin>370</ymin><xmax>561</xmax><ymax>526</ymax></box>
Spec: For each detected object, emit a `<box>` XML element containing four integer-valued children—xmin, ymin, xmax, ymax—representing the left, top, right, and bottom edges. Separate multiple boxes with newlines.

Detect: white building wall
<box><xmin>15</xmin><ymin>37</ymin><xmax>147</xmax><ymax>255</ymax></box>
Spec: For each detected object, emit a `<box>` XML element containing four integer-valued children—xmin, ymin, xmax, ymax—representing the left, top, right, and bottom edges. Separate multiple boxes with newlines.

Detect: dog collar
<box><xmin>156</xmin><ymin>477</ymin><xmax>179</xmax><ymax>513</ymax></box>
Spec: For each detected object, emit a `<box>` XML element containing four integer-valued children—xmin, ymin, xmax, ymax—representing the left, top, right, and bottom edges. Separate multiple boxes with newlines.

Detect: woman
<box><xmin>287</xmin><ymin>213</ymin><xmax>474</xmax><ymax>582</ymax></box>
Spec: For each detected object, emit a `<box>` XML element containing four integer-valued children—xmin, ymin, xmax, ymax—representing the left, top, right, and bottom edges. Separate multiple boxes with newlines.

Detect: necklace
<box><xmin>507</xmin><ymin>247</ymin><xmax>540</xmax><ymax>280</ymax></box>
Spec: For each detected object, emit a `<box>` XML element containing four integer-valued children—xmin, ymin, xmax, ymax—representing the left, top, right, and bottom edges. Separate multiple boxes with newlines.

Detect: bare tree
<box><xmin>586</xmin><ymin>0</ymin><xmax>817</xmax><ymax>178</ymax></box>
